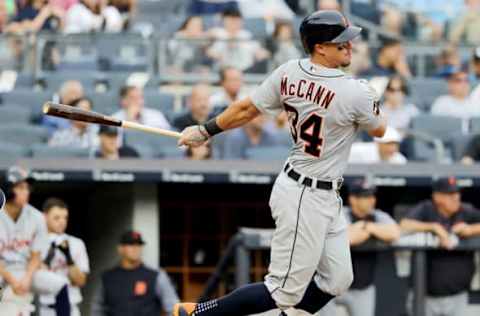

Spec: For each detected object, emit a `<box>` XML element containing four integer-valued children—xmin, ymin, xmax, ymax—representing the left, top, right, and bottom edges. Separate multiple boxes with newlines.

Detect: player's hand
<box><xmin>178</xmin><ymin>125</ymin><xmax>210</xmax><ymax>147</ymax></box>
<box><xmin>452</xmin><ymin>222</ymin><xmax>474</xmax><ymax>238</ymax></box>
<box><xmin>58</xmin><ymin>240</ymin><xmax>74</xmax><ymax>265</ymax></box>
<box><xmin>11</xmin><ymin>277</ymin><xmax>30</xmax><ymax>296</ymax></box>
<box><xmin>432</xmin><ymin>223</ymin><xmax>453</xmax><ymax>249</ymax></box>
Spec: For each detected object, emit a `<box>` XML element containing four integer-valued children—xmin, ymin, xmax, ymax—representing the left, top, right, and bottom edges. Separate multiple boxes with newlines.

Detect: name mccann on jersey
<box><xmin>280</xmin><ymin>76</ymin><xmax>336</xmax><ymax>109</ymax></box>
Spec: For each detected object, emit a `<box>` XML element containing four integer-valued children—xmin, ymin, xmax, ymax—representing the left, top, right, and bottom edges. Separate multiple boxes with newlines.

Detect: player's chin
<box><xmin>341</xmin><ymin>61</ymin><xmax>351</xmax><ymax>68</ymax></box>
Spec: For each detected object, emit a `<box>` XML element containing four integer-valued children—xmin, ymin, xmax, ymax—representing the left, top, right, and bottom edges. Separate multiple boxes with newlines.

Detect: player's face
<box><xmin>12</xmin><ymin>181</ymin><xmax>30</xmax><ymax>207</ymax></box>
<box><xmin>119</xmin><ymin>244</ymin><xmax>143</xmax><ymax>263</ymax></box>
<box><xmin>46</xmin><ymin>206</ymin><xmax>69</xmax><ymax>234</ymax></box>
<box><xmin>433</xmin><ymin>192</ymin><xmax>461</xmax><ymax>216</ymax></box>
<box><xmin>349</xmin><ymin>195</ymin><xmax>376</xmax><ymax>217</ymax></box>
<box><xmin>319</xmin><ymin>41</ymin><xmax>353</xmax><ymax>68</ymax></box>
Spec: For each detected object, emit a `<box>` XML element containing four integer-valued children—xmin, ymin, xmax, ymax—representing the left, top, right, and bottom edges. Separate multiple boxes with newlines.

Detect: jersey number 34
<box><xmin>284</xmin><ymin>104</ymin><xmax>324</xmax><ymax>157</ymax></box>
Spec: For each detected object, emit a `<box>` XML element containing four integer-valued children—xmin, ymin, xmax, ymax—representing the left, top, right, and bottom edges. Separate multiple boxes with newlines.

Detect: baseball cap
<box><xmin>432</xmin><ymin>176</ymin><xmax>459</xmax><ymax>193</ymax></box>
<box><xmin>6</xmin><ymin>166</ymin><xmax>35</xmax><ymax>186</ymax></box>
<box><xmin>374</xmin><ymin>126</ymin><xmax>402</xmax><ymax>143</ymax></box>
<box><xmin>349</xmin><ymin>179</ymin><xmax>376</xmax><ymax>197</ymax></box>
<box><xmin>0</xmin><ymin>189</ymin><xmax>5</xmax><ymax>210</ymax></box>
<box><xmin>99</xmin><ymin>125</ymin><xmax>119</xmax><ymax>136</ymax></box>
<box><xmin>119</xmin><ymin>230</ymin><xmax>146</xmax><ymax>245</ymax></box>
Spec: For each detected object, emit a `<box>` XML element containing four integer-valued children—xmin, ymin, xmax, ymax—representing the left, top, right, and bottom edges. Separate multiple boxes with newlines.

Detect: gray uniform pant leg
<box><xmin>316</xmin><ymin>285</ymin><xmax>376</xmax><ymax>316</ymax></box>
<box><xmin>425</xmin><ymin>292</ymin><xmax>468</xmax><ymax>316</ymax></box>
<box><xmin>264</xmin><ymin>173</ymin><xmax>353</xmax><ymax>310</ymax></box>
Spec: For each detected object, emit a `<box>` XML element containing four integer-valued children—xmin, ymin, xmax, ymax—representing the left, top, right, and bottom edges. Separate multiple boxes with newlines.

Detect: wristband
<box><xmin>203</xmin><ymin>118</ymin><xmax>223</xmax><ymax>137</ymax></box>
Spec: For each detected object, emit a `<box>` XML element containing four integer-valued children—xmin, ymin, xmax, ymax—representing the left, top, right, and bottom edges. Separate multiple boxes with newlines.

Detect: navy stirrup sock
<box><xmin>193</xmin><ymin>283</ymin><xmax>277</xmax><ymax>316</ymax></box>
<box><xmin>295</xmin><ymin>280</ymin><xmax>335</xmax><ymax>314</ymax></box>
<box><xmin>54</xmin><ymin>285</ymin><xmax>71</xmax><ymax>316</ymax></box>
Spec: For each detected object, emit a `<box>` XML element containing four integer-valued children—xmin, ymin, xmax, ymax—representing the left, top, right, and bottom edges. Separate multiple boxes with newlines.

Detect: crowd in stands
<box><xmin>1</xmin><ymin>0</ymin><xmax>480</xmax><ymax>163</ymax></box>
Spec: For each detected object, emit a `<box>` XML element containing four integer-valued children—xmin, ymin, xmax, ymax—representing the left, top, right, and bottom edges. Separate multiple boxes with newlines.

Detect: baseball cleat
<box><xmin>173</xmin><ymin>303</ymin><xmax>197</xmax><ymax>316</ymax></box>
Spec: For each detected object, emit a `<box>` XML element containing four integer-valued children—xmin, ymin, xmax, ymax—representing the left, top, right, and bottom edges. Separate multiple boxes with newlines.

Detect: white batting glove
<box><xmin>178</xmin><ymin>125</ymin><xmax>210</xmax><ymax>147</ymax></box>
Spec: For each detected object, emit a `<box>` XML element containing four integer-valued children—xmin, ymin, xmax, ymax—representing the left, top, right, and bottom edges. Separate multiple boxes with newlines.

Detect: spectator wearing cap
<box><xmin>400</xmin><ymin>177</ymin><xmax>480</xmax><ymax>316</ymax></box>
<box><xmin>174</xmin><ymin>84</ymin><xmax>215</xmax><ymax>131</ymax></box>
<box><xmin>382</xmin><ymin>76</ymin><xmax>419</xmax><ymax>135</ymax></box>
<box><xmin>435</xmin><ymin>45</ymin><xmax>462</xmax><ymax>78</ymax></box>
<box><xmin>210</xmin><ymin>67</ymin><xmax>247</xmax><ymax>109</ymax></box>
<box><xmin>360</xmin><ymin>38</ymin><xmax>411</xmax><ymax>78</ymax></box>
<box><xmin>431</xmin><ymin>69</ymin><xmax>479</xmax><ymax>123</ymax></box>
<box><xmin>349</xmin><ymin>127</ymin><xmax>407</xmax><ymax>164</ymax></box>
<box><xmin>207</xmin><ymin>8</ymin><xmax>270</xmax><ymax>71</ymax></box>
<box><xmin>91</xmin><ymin>231</ymin><xmax>179</xmax><ymax>316</ymax></box>
<box><xmin>48</xmin><ymin>98</ymin><xmax>99</xmax><ymax>149</ymax></box>
<box><xmin>321</xmin><ymin>180</ymin><xmax>400</xmax><ymax>316</ymax></box>
<box><xmin>94</xmin><ymin>125</ymin><xmax>139</xmax><ymax>159</ymax></box>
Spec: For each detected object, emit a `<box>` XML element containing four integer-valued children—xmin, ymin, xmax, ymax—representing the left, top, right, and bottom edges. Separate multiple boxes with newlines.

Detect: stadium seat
<box><xmin>128</xmin><ymin>143</ymin><xmax>155</xmax><ymax>159</ymax></box>
<box><xmin>447</xmin><ymin>133</ymin><xmax>473</xmax><ymax>161</ymax></box>
<box><xmin>0</xmin><ymin>106</ymin><xmax>32</xmax><ymax>124</ymax></box>
<box><xmin>0</xmin><ymin>142</ymin><xmax>29</xmax><ymax>160</ymax></box>
<box><xmin>143</xmin><ymin>91</ymin><xmax>176</xmax><ymax>119</ymax></box>
<box><xmin>0</xmin><ymin>90</ymin><xmax>52</xmax><ymax>114</ymax></box>
<box><xmin>31</xmin><ymin>143</ymin><xmax>91</xmax><ymax>158</ymax></box>
<box><xmin>408</xmin><ymin>78</ymin><xmax>448</xmax><ymax>111</ymax></box>
<box><xmin>90</xmin><ymin>92</ymin><xmax>119</xmax><ymax>115</ymax></box>
<box><xmin>410</xmin><ymin>115</ymin><xmax>463</xmax><ymax>141</ymax></box>
<box><xmin>40</xmin><ymin>72</ymin><xmax>99</xmax><ymax>91</ymax></box>
<box><xmin>471</xmin><ymin>117</ymin><xmax>480</xmax><ymax>134</ymax></box>
<box><xmin>0</xmin><ymin>125</ymin><xmax>49</xmax><ymax>147</ymax></box>
<box><xmin>123</xmin><ymin>130</ymin><xmax>179</xmax><ymax>157</ymax></box>
<box><xmin>245</xmin><ymin>146</ymin><xmax>290</xmax><ymax>161</ymax></box>
<box><xmin>244</xmin><ymin>18</ymin><xmax>267</xmax><ymax>38</ymax></box>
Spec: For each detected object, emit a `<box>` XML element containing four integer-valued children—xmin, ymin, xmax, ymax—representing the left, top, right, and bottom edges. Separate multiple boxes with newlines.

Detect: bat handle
<box><xmin>121</xmin><ymin>121</ymin><xmax>182</xmax><ymax>139</ymax></box>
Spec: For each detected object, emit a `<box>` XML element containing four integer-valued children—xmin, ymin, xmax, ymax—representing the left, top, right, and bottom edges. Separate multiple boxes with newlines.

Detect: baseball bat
<box><xmin>42</xmin><ymin>102</ymin><xmax>181</xmax><ymax>139</ymax></box>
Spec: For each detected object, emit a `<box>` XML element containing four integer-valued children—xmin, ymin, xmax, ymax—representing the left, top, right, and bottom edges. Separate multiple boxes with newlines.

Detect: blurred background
<box><xmin>1</xmin><ymin>0</ymin><xmax>480</xmax><ymax>315</ymax></box>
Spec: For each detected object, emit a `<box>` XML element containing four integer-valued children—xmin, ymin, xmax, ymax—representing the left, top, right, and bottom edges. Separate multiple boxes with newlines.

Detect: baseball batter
<box><xmin>174</xmin><ymin>10</ymin><xmax>386</xmax><ymax>316</ymax></box>
<box><xmin>0</xmin><ymin>166</ymin><xmax>71</xmax><ymax>316</ymax></box>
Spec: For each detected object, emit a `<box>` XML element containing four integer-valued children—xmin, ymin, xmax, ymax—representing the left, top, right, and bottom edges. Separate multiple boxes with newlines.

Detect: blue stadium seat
<box><xmin>408</xmin><ymin>78</ymin><xmax>448</xmax><ymax>112</ymax></box>
<box><xmin>40</xmin><ymin>72</ymin><xmax>99</xmax><ymax>91</ymax></box>
<box><xmin>90</xmin><ymin>92</ymin><xmax>119</xmax><ymax>115</ymax></box>
<box><xmin>410</xmin><ymin>115</ymin><xmax>463</xmax><ymax>141</ymax></box>
<box><xmin>0</xmin><ymin>106</ymin><xmax>32</xmax><ymax>124</ymax></box>
<box><xmin>31</xmin><ymin>143</ymin><xmax>91</xmax><ymax>158</ymax></box>
<box><xmin>245</xmin><ymin>146</ymin><xmax>290</xmax><ymax>161</ymax></box>
<box><xmin>244</xmin><ymin>18</ymin><xmax>267</xmax><ymax>38</ymax></box>
<box><xmin>143</xmin><ymin>91</ymin><xmax>176</xmax><ymax>119</ymax></box>
<box><xmin>123</xmin><ymin>130</ymin><xmax>179</xmax><ymax>157</ymax></box>
<box><xmin>447</xmin><ymin>133</ymin><xmax>473</xmax><ymax>161</ymax></box>
<box><xmin>0</xmin><ymin>142</ymin><xmax>29</xmax><ymax>160</ymax></box>
<box><xmin>0</xmin><ymin>90</ymin><xmax>52</xmax><ymax>114</ymax></box>
<box><xmin>0</xmin><ymin>124</ymin><xmax>49</xmax><ymax>146</ymax></box>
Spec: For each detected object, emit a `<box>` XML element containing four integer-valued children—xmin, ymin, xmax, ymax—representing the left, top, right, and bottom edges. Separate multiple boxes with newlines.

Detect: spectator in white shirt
<box><xmin>237</xmin><ymin>0</ymin><xmax>294</xmax><ymax>21</ymax></box>
<box><xmin>382</xmin><ymin>75</ymin><xmax>419</xmax><ymax>136</ymax></box>
<box><xmin>207</xmin><ymin>8</ymin><xmax>270</xmax><ymax>71</ymax></box>
<box><xmin>210</xmin><ymin>66</ymin><xmax>246</xmax><ymax>109</ymax></box>
<box><xmin>112</xmin><ymin>86</ymin><xmax>171</xmax><ymax>130</ymax></box>
<box><xmin>349</xmin><ymin>127</ymin><xmax>407</xmax><ymax>164</ymax></box>
<box><xmin>64</xmin><ymin>0</ymin><xmax>122</xmax><ymax>33</ymax></box>
<box><xmin>431</xmin><ymin>69</ymin><xmax>479</xmax><ymax>120</ymax></box>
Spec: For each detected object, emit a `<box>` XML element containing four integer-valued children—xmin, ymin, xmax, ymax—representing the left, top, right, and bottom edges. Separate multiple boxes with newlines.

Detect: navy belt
<box><xmin>284</xmin><ymin>163</ymin><xmax>342</xmax><ymax>190</ymax></box>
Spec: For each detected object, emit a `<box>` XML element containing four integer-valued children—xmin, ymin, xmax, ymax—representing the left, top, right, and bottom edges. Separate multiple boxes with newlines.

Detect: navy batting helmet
<box><xmin>300</xmin><ymin>10</ymin><xmax>362</xmax><ymax>54</ymax></box>
<box><xmin>0</xmin><ymin>188</ymin><xmax>5</xmax><ymax>210</ymax></box>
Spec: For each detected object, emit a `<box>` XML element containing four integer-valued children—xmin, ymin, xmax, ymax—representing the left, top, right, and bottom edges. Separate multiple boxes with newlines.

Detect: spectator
<box><xmin>348</xmin><ymin>40</ymin><xmax>371</xmax><ymax>76</ymax></box>
<box><xmin>238</xmin><ymin>0</ymin><xmax>294</xmax><ymax>21</ymax></box>
<box><xmin>40</xmin><ymin>198</ymin><xmax>89</xmax><ymax>316</ymax></box>
<box><xmin>174</xmin><ymin>84</ymin><xmax>214</xmax><ymax>131</ymax></box>
<box><xmin>169</xmin><ymin>16</ymin><xmax>208</xmax><ymax>73</ymax></box>
<box><xmin>449</xmin><ymin>0</ymin><xmax>480</xmax><ymax>45</ymax></box>
<box><xmin>186</xmin><ymin>143</ymin><xmax>212</xmax><ymax>160</ymax></box>
<box><xmin>322</xmin><ymin>179</ymin><xmax>400</xmax><ymax>316</ymax></box>
<box><xmin>94</xmin><ymin>125</ymin><xmax>139</xmax><ymax>159</ymax></box>
<box><xmin>349</xmin><ymin>127</ymin><xmax>407</xmax><ymax>164</ymax></box>
<box><xmin>400</xmin><ymin>177</ymin><xmax>480</xmax><ymax>316</ymax></box>
<box><xmin>207</xmin><ymin>8</ymin><xmax>270</xmax><ymax>71</ymax></box>
<box><xmin>49</xmin><ymin>98</ymin><xmax>99</xmax><ymax>148</ymax></box>
<box><xmin>435</xmin><ymin>45</ymin><xmax>462</xmax><ymax>77</ymax></box>
<box><xmin>188</xmin><ymin>0</ymin><xmax>239</xmax><ymax>15</ymax></box>
<box><xmin>210</xmin><ymin>66</ymin><xmax>246</xmax><ymax>108</ymax></box>
<box><xmin>49</xmin><ymin>0</ymin><xmax>78</xmax><ymax>13</ymax></box>
<box><xmin>91</xmin><ymin>230</ymin><xmax>179</xmax><ymax>316</ymax></box>
<box><xmin>224</xmin><ymin>115</ymin><xmax>279</xmax><ymax>159</ymax></box>
<box><xmin>64</xmin><ymin>0</ymin><xmax>123</xmax><ymax>33</ymax></box>
<box><xmin>470</xmin><ymin>47</ymin><xmax>480</xmax><ymax>80</ymax></box>
<box><xmin>269</xmin><ymin>20</ymin><xmax>302</xmax><ymax>68</ymax></box>
<box><xmin>431</xmin><ymin>69</ymin><xmax>479</xmax><ymax>121</ymax></box>
<box><xmin>317</xmin><ymin>0</ymin><xmax>341</xmax><ymax>10</ymax></box>
<box><xmin>461</xmin><ymin>134</ymin><xmax>480</xmax><ymax>164</ymax></box>
<box><xmin>6</xmin><ymin>0</ymin><xmax>64</xmax><ymax>34</ymax></box>
<box><xmin>0</xmin><ymin>0</ymin><xmax>9</xmax><ymax>33</ymax></box>
<box><xmin>112</xmin><ymin>86</ymin><xmax>171</xmax><ymax>130</ymax></box>
<box><xmin>360</xmin><ymin>38</ymin><xmax>411</xmax><ymax>78</ymax></box>
<box><xmin>42</xmin><ymin>80</ymin><xmax>85</xmax><ymax>134</ymax></box>
<box><xmin>0</xmin><ymin>166</ymin><xmax>70</xmax><ymax>316</ymax></box>
<box><xmin>381</xmin><ymin>75</ymin><xmax>419</xmax><ymax>135</ymax></box>
<box><xmin>109</xmin><ymin>0</ymin><xmax>136</xmax><ymax>27</ymax></box>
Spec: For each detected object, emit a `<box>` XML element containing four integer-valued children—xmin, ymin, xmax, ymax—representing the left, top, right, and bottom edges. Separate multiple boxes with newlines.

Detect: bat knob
<box><xmin>42</xmin><ymin>102</ymin><xmax>53</xmax><ymax>114</ymax></box>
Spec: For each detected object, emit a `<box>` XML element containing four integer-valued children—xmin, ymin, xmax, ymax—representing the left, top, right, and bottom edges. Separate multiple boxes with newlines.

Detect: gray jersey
<box><xmin>251</xmin><ymin>58</ymin><xmax>382</xmax><ymax>180</ymax></box>
<box><xmin>0</xmin><ymin>204</ymin><xmax>48</xmax><ymax>271</ymax></box>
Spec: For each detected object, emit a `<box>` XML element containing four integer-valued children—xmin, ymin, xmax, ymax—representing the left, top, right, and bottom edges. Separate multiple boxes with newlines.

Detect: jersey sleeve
<box><xmin>352</xmin><ymin>80</ymin><xmax>382</xmax><ymax>131</ymax></box>
<box><xmin>73</xmin><ymin>239</ymin><xmax>90</xmax><ymax>273</ymax></box>
<box><xmin>32</xmin><ymin>213</ymin><xmax>49</xmax><ymax>254</ymax></box>
<box><xmin>249</xmin><ymin>65</ymin><xmax>284</xmax><ymax>117</ymax></box>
